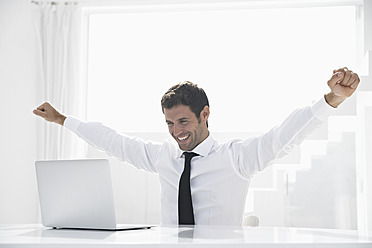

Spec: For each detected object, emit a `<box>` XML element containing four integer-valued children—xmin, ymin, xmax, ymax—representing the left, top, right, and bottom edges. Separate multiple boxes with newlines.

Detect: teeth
<box><xmin>178</xmin><ymin>135</ymin><xmax>189</xmax><ymax>141</ymax></box>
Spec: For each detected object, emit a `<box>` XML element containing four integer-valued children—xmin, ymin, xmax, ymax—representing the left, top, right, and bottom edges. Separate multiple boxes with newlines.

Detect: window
<box><xmin>87</xmin><ymin>6</ymin><xmax>356</xmax><ymax>132</ymax></box>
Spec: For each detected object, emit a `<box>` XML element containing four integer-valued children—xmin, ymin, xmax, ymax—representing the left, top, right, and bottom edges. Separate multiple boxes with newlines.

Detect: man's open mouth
<box><xmin>177</xmin><ymin>134</ymin><xmax>190</xmax><ymax>141</ymax></box>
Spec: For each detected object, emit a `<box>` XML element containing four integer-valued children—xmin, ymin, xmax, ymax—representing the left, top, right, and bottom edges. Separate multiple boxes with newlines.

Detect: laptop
<box><xmin>35</xmin><ymin>159</ymin><xmax>152</xmax><ymax>231</ymax></box>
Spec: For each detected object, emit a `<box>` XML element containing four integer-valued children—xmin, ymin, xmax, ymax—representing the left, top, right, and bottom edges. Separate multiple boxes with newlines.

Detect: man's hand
<box><xmin>325</xmin><ymin>67</ymin><xmax>360</xmax><ymax>108</ymax></box>
<box><xmin>33</xmin><ymin>102</ymin><xmax>66</xmax><ymax>126</ymax></box>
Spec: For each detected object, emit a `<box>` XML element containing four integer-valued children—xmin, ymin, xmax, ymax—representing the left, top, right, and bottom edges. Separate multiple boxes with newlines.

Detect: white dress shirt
<box><xmin>64</xmin><ymin>97</ymin><xmax>335</xmax><ymax>226</ymax></box>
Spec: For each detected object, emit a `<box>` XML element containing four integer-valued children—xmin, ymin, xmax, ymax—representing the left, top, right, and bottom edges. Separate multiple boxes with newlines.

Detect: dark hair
<box><xmin>161</xmin><ymin>81</ymin><xmax>209</xmax><ymax>125</ymax></box>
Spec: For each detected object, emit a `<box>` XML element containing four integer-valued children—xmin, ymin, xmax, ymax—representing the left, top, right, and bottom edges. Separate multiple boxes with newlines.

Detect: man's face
<box><xmin>164</xmin><ymin>105</ymin><xmax>209</xmax><ymax>151</ymax></box>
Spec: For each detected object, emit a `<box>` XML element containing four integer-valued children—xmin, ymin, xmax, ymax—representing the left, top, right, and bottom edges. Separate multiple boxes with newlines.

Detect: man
<box><xmin>33</xmin><ymin>67</ymin><xmax>360</xmax><ymax>226</ymax></box>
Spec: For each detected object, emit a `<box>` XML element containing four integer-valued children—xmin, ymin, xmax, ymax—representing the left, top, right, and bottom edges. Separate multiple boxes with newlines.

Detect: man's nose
<box><xmin>173</xmin><ymin>124</ymin><xmax>183</xmax><ymax>136</ymax></box>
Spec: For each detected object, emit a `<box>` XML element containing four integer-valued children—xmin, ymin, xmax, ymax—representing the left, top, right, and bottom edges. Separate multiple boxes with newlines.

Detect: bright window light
<box><xmin>87</xmin><ymin>6</ymin><xmax>356</xmax><ymax>133</ymax></box>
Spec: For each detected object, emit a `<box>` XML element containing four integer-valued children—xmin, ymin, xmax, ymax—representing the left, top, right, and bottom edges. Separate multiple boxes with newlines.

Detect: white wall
<box><xmin>0</xmin><ymin>0</ymin><xmax>41</xmax><ymax>224</ymax></box>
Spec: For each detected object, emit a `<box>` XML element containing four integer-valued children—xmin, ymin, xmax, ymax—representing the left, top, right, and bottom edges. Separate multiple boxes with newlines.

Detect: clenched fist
<box><xmin>325</xmin><ymin>67</ymin><xmax>360</xmax><ymax>108</ymax></box>
<box><xmin>33</xmin><ymin>102</ymin><xmax>66</xmax><ymax>126</ymax></box>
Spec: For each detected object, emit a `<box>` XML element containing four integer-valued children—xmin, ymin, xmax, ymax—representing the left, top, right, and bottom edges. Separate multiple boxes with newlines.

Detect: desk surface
<box><xmin>1</xmin><ymin>224</ymin><xmax>371</xmax><ymax>247</ymax></box>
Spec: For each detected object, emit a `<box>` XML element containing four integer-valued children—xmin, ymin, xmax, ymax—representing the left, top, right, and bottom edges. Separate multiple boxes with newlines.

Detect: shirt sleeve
<box><xmin>230</xmin><ymin>96</ymin><xmax>336</xmax><ymax>179</ymax></box>
<box><xmin>310</xmin><ymin>94</ymin><xmax>337</xmax><ymax>121</ymax></box>
<box><xmin>64</xmin><ymin>116</ymin><xmax>160</xmax><ymax>173</ymax></box>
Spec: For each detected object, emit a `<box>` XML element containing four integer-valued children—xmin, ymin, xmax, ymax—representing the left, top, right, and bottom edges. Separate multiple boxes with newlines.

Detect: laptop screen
<box><xmin>35</xmin><ymin>159</ymin><xmax>117</xmax><ymax>229</ymax></box>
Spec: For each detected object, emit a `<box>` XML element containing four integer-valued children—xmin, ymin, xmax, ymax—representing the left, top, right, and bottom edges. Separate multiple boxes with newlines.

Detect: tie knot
<box><xmin>183</xmin><ymin>152</ymin><xmax>199</xmax><ymax>162</ymax></box>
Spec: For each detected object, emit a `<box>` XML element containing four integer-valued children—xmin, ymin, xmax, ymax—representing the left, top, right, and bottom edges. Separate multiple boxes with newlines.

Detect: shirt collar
<box><xmin>178</xmin><ymin>133</ymin><xmax>215</xmax><ymax>158</ymax></box>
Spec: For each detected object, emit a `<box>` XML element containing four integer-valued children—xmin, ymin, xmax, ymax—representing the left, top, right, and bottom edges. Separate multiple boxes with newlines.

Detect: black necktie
<box><xmin>178</xmin><ymin>152</ymin><xmax>199</xmax><ymax>225</ymax></box>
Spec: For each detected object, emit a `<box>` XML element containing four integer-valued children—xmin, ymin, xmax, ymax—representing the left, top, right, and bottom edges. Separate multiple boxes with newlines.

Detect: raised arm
<box><xmin>33</xmin><ymin>102</ymin><xmax>67</xmax><ymax>126</ymax></box>
<box><xmin>233</xmin><ymin>67</ymin><xmax>360</xmax><ymax>179</ymax></box>
<box><xmin>33</xmin><ymin>102</ymin><xmax>160</xmax><ymax>173</ymax></box>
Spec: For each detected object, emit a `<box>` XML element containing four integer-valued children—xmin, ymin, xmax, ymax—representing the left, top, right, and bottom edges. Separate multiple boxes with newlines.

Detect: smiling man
<box><xmin>33</xmin><ymin>68</ymin><xmax>360</xmax><ymax>226</ymax></box>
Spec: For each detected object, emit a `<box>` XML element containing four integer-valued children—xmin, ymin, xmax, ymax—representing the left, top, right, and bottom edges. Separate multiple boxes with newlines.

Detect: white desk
<box><xmin>0</xmin><ymin>224</ymin><xmax>371</xmax><ymax>247</ymax></box>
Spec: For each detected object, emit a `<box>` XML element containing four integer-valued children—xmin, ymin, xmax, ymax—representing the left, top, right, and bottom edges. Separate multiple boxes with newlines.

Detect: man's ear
<box><xmin>201</xmin><ymin>105</ymin><xmax>210</xmax><ymax>123</ymax></box>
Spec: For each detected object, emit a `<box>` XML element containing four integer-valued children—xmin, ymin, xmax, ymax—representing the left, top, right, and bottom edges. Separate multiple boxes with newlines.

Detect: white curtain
<box><xmin>33</xmin><ymin>2</ymin><xmax>87</xmax><ymax>160</ymax></box>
